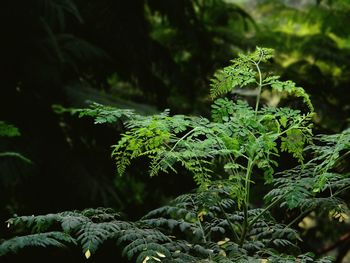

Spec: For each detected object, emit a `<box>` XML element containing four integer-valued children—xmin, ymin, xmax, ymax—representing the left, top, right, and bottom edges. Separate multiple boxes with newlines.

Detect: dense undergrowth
<box><xmin>1</xmin><ymin>48</ymin><xmax>349</xmax><ymax>262</ymax></box>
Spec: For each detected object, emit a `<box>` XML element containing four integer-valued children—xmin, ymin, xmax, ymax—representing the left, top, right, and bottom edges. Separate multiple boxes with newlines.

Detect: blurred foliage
<box><xmin>242</xmin><ymin>0</ymin><xmax>350</xmax><ymax>132</ymax></box>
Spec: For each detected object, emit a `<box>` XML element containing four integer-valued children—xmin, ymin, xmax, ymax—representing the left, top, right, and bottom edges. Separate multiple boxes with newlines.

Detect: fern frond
<box><xmin>0</xmin><ymin>152</ymin><xmax>32</xmax><ymax>163</ymax></box>
<box><xmin>210</xmin><ymin>47</ymin><xmax>274</xmax><ymax>99</ymax></box>
<box><xmin>6</xmin><ymin>208</ymin><xmax>125</xmax><ymax>258</ymax></box>
<box><xmin>210</xmin><ymin>65</ymin><xmax>256</xmax><ymax>99</ymax></box>
<box><xmin>41</xmin><ymin>0</ymin><xmax>83</xmax><ymax>29</ymax></box>
<box><xmin>307</xmin><ymin>128</ymin><xmax>350</xmax><ymax>174</ymax></box>
<box><xmin>270</xmin><ymin>79</ymin><xmax>314</xmax><ymax>112</ymax></box>
<box><xmin>53</xmin><ymin>102</ymin><xmax>137</xmax><ymax>124</ymax></box>
<box><xmin>0</xmin><ymin>232</ymin><xmax>76</xmax><ymax>256</ymax></box>
<box><xmin>77</xmin><ymin>221</ymin><xmax>122</xmax><ymax>254</ymax></box>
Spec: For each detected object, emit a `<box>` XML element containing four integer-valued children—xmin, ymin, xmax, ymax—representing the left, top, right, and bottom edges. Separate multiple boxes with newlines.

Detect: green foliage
<box><xmin>210</xmin><ymin>62</ymin><xmax>255</xmax><ymax>99</ymax></box>
<box><xmin>2</xmin><ymin>48</ymin><xmax>348</xmax><ymax>262</ymax></box>
<box><xmin>0</xmin><ymin>121</ymin><xmax>20</xmax><ymax>137</ymax></box>
<box><xmin>53</xmin><ymin>103</ymin><xmax>137</xmax><ymax>125</ymax></box>
<box><xmin>3</xmin><ymin>208</ymin><xmax>125</xmax><ymax>258</ymax></box>
<box><xmin>281</xmin><ymin>128</ymin><xmax>307</xmax><ymax>162</ymax></box>
<box><xmin>105</xmin><ymin>48</ymin><xmax>313</xmax><ymax>201</ymax></box>
<box><xmin>269</xmin><ymin>79</ymin><xmax>314</xmax><ymax>112</ymax></box>
<box><xmin>266</xmin><ymin>128</ymin><xmax>350</xmax><ymax>211</ymax></box>
<box><xmin>250</xmin><ymin>0</ymin><xmax>350</xmax><ymax>131</ymax></box>
<box><xmin>308</xmin><ymin>128</ymin><xmax>350</xmax><ymax>175</ymax></box>
<box><xmin>0</xmin><ymin>121</ymin><xmax>31</xmax><ymax>164</ymax></box>
<box><xmin>0</xmin><ymin>232</ymin><xmax>76</xmax><ymax>256</ymax></box>
<box><xmin>210</xmin><ymin>47</ymin><xmax>313</xmax><ymax>113</ymax></box>
<box><xmin>210</xmin><ymin>47</ymin><xmax>273</xmax><ymax>99</ymax></box>
<box><xmin>0</xmin><ymin>187</ymin><xmax>334</xmax><ymax>262</ymax></box>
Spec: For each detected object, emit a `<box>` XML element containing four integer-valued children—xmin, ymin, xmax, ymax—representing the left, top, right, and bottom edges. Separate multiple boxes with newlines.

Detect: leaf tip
<box><xmin>85</xmin><ymin>249</ymin><xmax>91</xmax><ymax>259</ymax></box>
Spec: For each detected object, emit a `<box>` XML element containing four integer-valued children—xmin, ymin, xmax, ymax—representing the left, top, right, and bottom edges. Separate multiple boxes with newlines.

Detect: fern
<box><xmin>111</xmin><ymin>97</ymin><xmax>312</xmax><ymax>187</ymax></box>
<box><xmin>1</xmin><ymin>48</ymin><xmax>344</xmax><ymax>262</ymax></box>
<box><xmin>141</xmin><ymin>187</ymin><xmax>302</xmax><ymax>260</ymax></box>
<box><xmin>0</xmin><ymin>232</ymin><xmax>76</xmax><ymax>256</ymax></box>
<box><xmin>5</xmin><ymin>208</ymin><xmax>125</xmax><ymax>258</ymax></box>
<box><xmin>307</xmin><ymin>128</ymin><xmax>350</xmax><ymax>174</ymax></box>
<box><xmin>40</xmin><ymin>0</ymin><xmax>83</xmax><ymax>30</ymax></box>
<box><xmin>53</xmin><ymin>102</ymin><xmax>137</xmax><ymax>125</ymax></box>
<box><xmin>266</xmin><ymin>127</ymin><xmax>350</xmax><ymax>212</ymax></box>
<box><xmin>1</xmin><ymin>185</ymin><xmax>335</xmax><ymax>262</ymax></box>
<box><xmin>269</xmin><ymin>79</ymin><xmax>314</xmax><ymax>112</ymax></box>
<box><xmin>58</xmin><ymin>49</ymin><xmax>314</xmax><ymax>192</ymax></box>
<box><xmin>0</xmin><ymin>121</ymin><xmax>31</xmax><ymax>163</ymax></box>
<box><xmin>210</xmin><ymin>47</ymin><xmax>313</xmax><ymax>113</ymax></box>
<box><xmin>77</xmin><ymin>221</ymin><xmax>121</xmax><ymax>255</ymax></box>
<box><xmin>210</xmin><ymin>47</ymin><xmax>274</xmax><ymax>99</ymax></box>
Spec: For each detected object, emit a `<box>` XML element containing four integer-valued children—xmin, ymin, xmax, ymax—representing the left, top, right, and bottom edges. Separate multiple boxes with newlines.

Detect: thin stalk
<box><xmin>254</xmin><ymin>61</ymin><xmax>263</xmax><ymax>113</ymax></box>
<box><xmin>218</xmin><ymin>202</ymin><xmax>240</xmax><ymax>242</ymax></box>
<box><xmin>239</xmin><ymin>159</ymin><xmax>253</xmax><ymax>246</ymax></box>
<box><xmin>283</xmin><ymin>181</ymin><xmax>350</xmax><ymax>230</ymax></box>
<box><xmin>167</xmin><ymin>127</ymin><xmax>200</xmax><ymax>153</ymax></box>
<box><xmin>239</xmin><ymin>204</ymin><xmax>248</xmax><ymax>247</ymax></box>
<box><xmin>153</xmin><ymin>126</ymin><xmax>200</xmax><ymax>170</ymax></box>
<box><xmin>284</xmin><ymin>209</ymin><xmax>312</xmax><ymax>230</ymax></box>
<box><xmin>197</xmin><ymin>218</ymin><xmax>207</xmax><ymax>243</ymax></box>
<box><xmin>0</xmin><ymin>152</ymin><xmax>32</xmax><ymax>163</ymax></box>
<box><xmin>190</xmin><ymin>196</ymin><xmax>207</xmax><ymax>243</ymax></box>
<box><xmin>334</xmin><ymin>185</ymin><xmax>350</xmax><ymax>197</ymax></box>
<box><xmin>248</xmin><ymin>192</ymin><xmax>289</xmax><ymax>229</ymax></box>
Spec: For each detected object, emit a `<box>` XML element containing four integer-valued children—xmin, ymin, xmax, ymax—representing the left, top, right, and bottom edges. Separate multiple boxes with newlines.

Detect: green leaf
<box><xmin>0</xmin><ymin>121</ymin><xmax>20</xmax><ymax>137</ymax></box>
<box><xmin>281</xmin><ymin>128</ymin><xmax>306</xmax><ymax>162</ymax></box>
<box><xmin>270</xmin><ymin>80</ymin><xmax>314</xmax><ymax>112</ymax></box>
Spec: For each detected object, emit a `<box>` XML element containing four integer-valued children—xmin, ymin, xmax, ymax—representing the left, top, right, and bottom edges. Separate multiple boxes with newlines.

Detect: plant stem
<box><xmin>190</xmin><ymin>196</ymin><xmax>207</xmax><ymax>243</ymax></box>
<box><xmin>284</xmin><ymin>209</ymin><xmax>312</xmax><ymax>230</ymax></box>
<box><xmin>282</xmin><ymin>179</ymin><xmax>350</xmax><ymax>231</ymax></box>
<box><xmin>239</xmin><ymin>159</ymin><xmax>253</xmax><ymax>246</ymax></box>
<box><xmin>334</xmin><ymin>185</ymin><xmax>350</xmax><ymax>197</ymax></box>
<box><xmin>248</xmin><ymin>192</ymin><xmax>289</xmax><ymax>229</ymax></box>
<box><xmin>218</xmin><ymin>202</ymin><xmax>240</xmax><ymax>242</ymax></box>
<box><xmin>239</xmin><ymin>205</ymin><xmax>248</xmax><ymax>247</ymax></box>
<box><xmin>197</xmin><ymin>217</ymin><xmax>207</xmax><ymax>243</ymax></box>
<box><xmin>153</xmin><ymin>126</ymin><xmax>200</xmax><ymax>170</ymax></box>
<box><xmin>254</xmin><ymin>61</ymin><xmax>263</xmax><ymax>113</ymax></box>
<box><xmin>0</xmin><ymin>152</ymin><xmax>32</xmax><ymax>164</ymax></box>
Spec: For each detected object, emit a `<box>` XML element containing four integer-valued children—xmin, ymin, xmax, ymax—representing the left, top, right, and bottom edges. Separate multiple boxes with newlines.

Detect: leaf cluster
<box><xmin>2</xmin><ymin>47</ymin><xmax>346</xmax><ymax>262</ymax></box>
<box><xmin>1</xmin><ymin>187</ymin><xmax>332</xmax><ymax>262</ymax></box>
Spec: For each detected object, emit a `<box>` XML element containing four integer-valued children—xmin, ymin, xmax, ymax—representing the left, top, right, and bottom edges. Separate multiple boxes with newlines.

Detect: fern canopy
<box><xmin>1</xmin><ymin>48</ymin><xmax>347</xmax><ymax>263</ymax></box>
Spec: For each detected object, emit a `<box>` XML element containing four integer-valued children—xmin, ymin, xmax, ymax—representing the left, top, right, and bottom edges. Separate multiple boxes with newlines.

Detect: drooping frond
<box><xmin>0</xmin><ymin>232</ymin><xmax>76</xmax><ymax>256</ymax></box>
<box><xmin>307</xmin><ymin>128</ymin><xmax>350</xmax><ymax>174</ymax></box>
<box><xmin>0</xmin><ymin>121</ymin><xmax>31</xmax><ymax>163</ymax></box>
<box><xmin>210</xmin><ymin>47</ymin><xmax>274</xmax><ymax>99</ymax></box>
<box><xmin>269</xmin><ymin>79</ymin><xmax>314</xmax><ymax>112</ymax></box>
<box><xmin>210</xmin><ymin>47</ymin><xmax>314</xmax><ymax>113</ymax></box>
<box><xmin>40</xmin><ymin>0</ymin><xmax>83</xmax><ymax>30</ymax></box>
<box><xmin>5</xmin><ymin>208</ymin><xmax>125</xmax><ymax>258</ymax></box>
<box><xmin>53</xmin><ymin>102</ymin><xmax>137</xmax><ymax>125</ymax></box>
<box><xmin>1</xmin><ymin>183</ymin><xmax>334</xmax><ymax>262</ymax></box>
<box><xmin>266</xmin><ymin>128</ymin><xmax>350</xmax><ymax>212</ymax></box>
